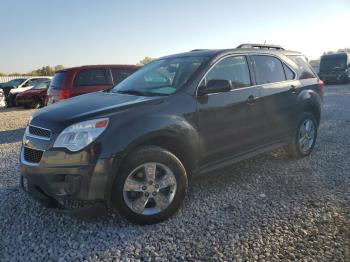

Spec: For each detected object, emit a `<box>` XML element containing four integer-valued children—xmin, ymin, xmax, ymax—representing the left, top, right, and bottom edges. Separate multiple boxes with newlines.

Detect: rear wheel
<box><xmin>112</xmin><ymin>146</ymin><xmax>188</xmax><ymax>224</ymax></box>
<box><xmin>284</xmin><ymin>112</ymin><xmax>318</xmax><ymax>158</ymax></box>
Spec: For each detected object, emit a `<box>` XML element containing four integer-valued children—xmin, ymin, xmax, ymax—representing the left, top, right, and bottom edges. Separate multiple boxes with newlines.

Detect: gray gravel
<box><xmin>1</xmin><ymin>85</ymin><xmax>349</xmax><ymax>261</ymax></box>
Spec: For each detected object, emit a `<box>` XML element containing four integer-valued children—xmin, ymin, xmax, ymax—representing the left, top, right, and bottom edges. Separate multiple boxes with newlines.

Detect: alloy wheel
<box><xmin>298</xmin><ymin>118</ymin><xmax>316</xmax><ymax>153</ymax></box>
<box><xmin>123</xmin><ymin>162</ymin><xmax>177</xmax><ymax>215</ymax></box>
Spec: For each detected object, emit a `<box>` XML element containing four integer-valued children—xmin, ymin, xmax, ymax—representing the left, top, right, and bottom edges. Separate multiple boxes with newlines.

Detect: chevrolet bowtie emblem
<box><xmin>24</xmin><ymin>138</ymin><xmax>29</xmax><ymax>145</ymax></box>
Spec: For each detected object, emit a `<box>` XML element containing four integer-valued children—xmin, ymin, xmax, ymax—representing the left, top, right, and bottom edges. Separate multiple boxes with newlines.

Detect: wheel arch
<box><xmin>123</xmin><ymin>134</ymin><xmax>198</xmax><ymax>178</ymax></box>
<box><xmin>297</xmin><ymin>89</ymin><xmax>322</xmax><ymax>125</ymax></box>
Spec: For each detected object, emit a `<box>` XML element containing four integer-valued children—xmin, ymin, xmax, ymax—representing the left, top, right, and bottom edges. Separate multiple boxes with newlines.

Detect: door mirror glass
<box><xmin>198</xmin><ymin>79</ymin><xmax>231</xmax><ymax>96</ymax></box>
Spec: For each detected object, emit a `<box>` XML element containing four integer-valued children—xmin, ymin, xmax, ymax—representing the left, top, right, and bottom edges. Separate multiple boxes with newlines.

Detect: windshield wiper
<box><xmin>116</xmin><ymin>90</ymin><xmax>149</xmax><ymax>96</ymax></box>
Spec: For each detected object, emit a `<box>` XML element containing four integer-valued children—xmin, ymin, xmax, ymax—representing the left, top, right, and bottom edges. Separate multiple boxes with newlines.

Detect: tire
<box><xmin>112</xmin><ymin>146</ymin><xmax>188</xmax><ymax>225</ymax></box>
<box><xmin>284</xmin><ymin>112</ymin><xmax>318</xmax><ymax>158</ymax></box>
<box><xmin>30</xmin><ymin>100</ymin><xmax>41</xmax><ymax>109</ymax></box>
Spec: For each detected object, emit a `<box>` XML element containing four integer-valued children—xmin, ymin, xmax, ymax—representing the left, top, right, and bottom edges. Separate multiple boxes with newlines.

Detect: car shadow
<box><xmin>0</xmin><ymin>128</ymin><xmax>25</xmax><ymax>144</ymax></box>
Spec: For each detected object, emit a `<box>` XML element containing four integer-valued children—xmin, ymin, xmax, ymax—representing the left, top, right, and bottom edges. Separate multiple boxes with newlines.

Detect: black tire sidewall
<box><xmin>112</xmin><ymin>146</ymin><xmax>188</xmax><ymax>225</ymax></box>
<box><xmin>293</xmin><ymin>112</ymin><xmax>318</xmax><ymax>157</ymax></box>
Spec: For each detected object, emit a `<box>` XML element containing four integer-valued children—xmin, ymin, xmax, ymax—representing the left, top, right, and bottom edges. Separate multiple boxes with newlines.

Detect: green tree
<box><xmin>54</xmin><ymin>65</ymin><xmax>64</xmax><ymax>72</ymax></box>
<box><xmin>138</xmin><ymin>56</ymin><xmax>153</xmax><ymax>66</ymax></box>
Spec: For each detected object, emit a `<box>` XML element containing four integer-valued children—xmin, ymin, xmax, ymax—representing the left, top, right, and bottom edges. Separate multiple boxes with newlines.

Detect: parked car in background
<box><xmin>0</xmin><ymin>89</ymin><xmax>6</xmax><ymax>108</ymax></box>
<box><xmin>47</xmin><ymin>65</ymin><xmax>140</xmax><ymax>104</ymax></box>
<box><xmin>1</xmin><ymin>77</ymin><xmax>52</xmax><ymax>107</ymax></box>
<box><xmin>20</xmin><ymin>44</ymin><xmax>323</xmax><ymax>224</ymax></box>
<box><xmin>319</xmin><ymin>52</ymin><xmax>350</xmax><ymax>84</ymax></box>
<box><xmin>16</xmin><ymin>80</ymin><xmax>51</xmax><ymax>109</ymax></box>
<box><xmin>0</xmin><ymin>78</ymin><xmax>28</xmax><ymax>107</ymax></box>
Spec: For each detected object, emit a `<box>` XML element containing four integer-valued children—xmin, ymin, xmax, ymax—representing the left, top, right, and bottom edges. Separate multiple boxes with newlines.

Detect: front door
<box><xmin>197</xmin><ymin>55</ymin><xmax>264</xmax><ymax>166</ymax></box>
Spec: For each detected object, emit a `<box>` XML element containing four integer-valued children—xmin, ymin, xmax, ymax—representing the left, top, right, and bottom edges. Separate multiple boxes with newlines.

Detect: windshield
<box><xmin>112</xmin><ymin>56</ymin><xmax>208</xmax><ymax>96</ymax></box>
<box><xmin>3</xmin><ymin>78</ymin><xmax>27</xmax><ymax>87</ymax></box>
<box><xmin>320</xmin><ymin>57</ymin><xmax>347</xmax><ymax>72</ymax></box>
<box><xmin>33</xmin><ymin>81</ymin><xmax>50</xmax><ymax>89</ymax></box>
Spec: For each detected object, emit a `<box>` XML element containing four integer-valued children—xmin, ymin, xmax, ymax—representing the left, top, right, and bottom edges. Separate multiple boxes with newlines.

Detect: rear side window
<box><xmin>111</xmin><ymin>68</ymin><xmax>136</xmax><ymax>85</ymax></box>
<box><xmin>252</xmin><ymin>55</ymin><xmax>286</xmax><ymax>84</ymax></box>
<box><xmin>205</xmin><ymin>56</ymin><xmax>251</xmax><ymax>88</ymax></box>
<box><xmin>50</xmin><ymin>72</ymin><xmax>67</xmax><ymax>89</ymax></box>
<box><xmin>74</xmin><ymin>69</ymin><xmax>111</xmax><ymax>86</ymax></box>
<box><xmin>287</xmin><ymin>55</ymin><xmax>316</xmax><ymax>79</ymax></box>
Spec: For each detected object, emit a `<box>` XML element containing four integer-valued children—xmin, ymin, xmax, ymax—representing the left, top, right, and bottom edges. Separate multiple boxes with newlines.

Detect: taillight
<box><xmin>318</xmin><ymin>79</ymin><xmax>324</xmax><ymax>96</ymax></box>
<box><xmin>59</xmin><ymin>89</ymin><xmax>71</xmax><ymax>100</ymax></box>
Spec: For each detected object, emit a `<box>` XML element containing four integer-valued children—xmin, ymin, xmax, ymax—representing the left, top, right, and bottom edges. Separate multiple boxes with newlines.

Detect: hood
<box><xmin>31</xmin><ymin>91</ymin><xmax>163</xmax><ymax>131</ymax></box>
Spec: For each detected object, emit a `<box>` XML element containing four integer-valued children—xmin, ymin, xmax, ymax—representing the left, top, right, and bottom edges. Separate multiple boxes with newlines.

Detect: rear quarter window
<box><xmin>287</xmin><ymin>55</ymin><xmax>316</xmax><ymax>79</ymax></box>
<box><xmin>74</xmin><ymin>69</ymin><xmax>111</xmax><ymax>86</ymax></box>
<box><xmin>283</xmin><ymin>64</ymin><xmax>295</xmax><ymax>80</ymax></box>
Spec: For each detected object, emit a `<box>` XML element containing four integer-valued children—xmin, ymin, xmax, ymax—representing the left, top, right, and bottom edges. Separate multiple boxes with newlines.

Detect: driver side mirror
<box><xmin>198</xmin><ymin>79</ymin><xmax>231</xmax><ymax>96</ymax></box>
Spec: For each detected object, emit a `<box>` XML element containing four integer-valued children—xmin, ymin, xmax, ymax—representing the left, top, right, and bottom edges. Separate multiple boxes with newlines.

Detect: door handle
<box><xmin>289</xmin><ymin>85</ymin><xmax>297</xmax><ymax>93</ymax></box>
<box><xmin>247</xmin><ymin>95</ymin><xmax>258</xmax><ymax>105</ymax></box>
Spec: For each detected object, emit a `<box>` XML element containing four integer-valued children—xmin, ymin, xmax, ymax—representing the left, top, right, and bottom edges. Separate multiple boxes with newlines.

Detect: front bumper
<box><xmin>20</xmin><ymin>145</ymin><xmax>120</xmax><ymax>208</ymax></box>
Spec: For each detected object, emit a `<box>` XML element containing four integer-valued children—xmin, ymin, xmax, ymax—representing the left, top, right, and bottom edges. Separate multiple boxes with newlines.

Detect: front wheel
<box><xmin>112</xmin><ymin>146</ymin><xmax>188</xmax><ymax>224</ymax></box>
<box><xmin>30</xmin><ymin>100</ymin><xmax>41</xmax><ymax>109</ymax></box>
<box><xmin>284</xmin><ymin>112</ymin><xmax>318</xmax><ymax>158</ymax></box>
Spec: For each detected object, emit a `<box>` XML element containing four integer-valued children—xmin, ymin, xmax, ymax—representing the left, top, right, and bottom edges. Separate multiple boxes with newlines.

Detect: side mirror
<box><xmin>198</xmin><ymin>79</ymin><xmax>231</xmax><ymax>96</ymax></box>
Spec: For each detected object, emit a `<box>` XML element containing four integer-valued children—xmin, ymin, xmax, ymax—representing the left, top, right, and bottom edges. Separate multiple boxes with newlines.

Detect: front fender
<box><xmin>101</xmin><ymin>113</ymin><xmax>199</xmax><ymax>159</ymax></box>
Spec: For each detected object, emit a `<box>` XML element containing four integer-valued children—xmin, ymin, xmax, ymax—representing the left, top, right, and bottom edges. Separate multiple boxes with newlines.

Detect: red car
<box><xmin>47</xmin><ymin>65</ymin><xmax>140</xmax><ymax>104</ymax></box>
<box><xmin>15</xmin><ymin>80</ymin><xmax>51</xmax><ymax>109</ymax></box>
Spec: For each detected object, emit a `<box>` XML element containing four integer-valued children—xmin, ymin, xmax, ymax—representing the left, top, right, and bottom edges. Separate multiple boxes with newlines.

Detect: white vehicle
<box><xmin>9</xmin><ymin>77</ymin><xmax>52</xmax><ymax>95</ymax></box>
<box><xmin>2</xmin><ymin>77</ymin><xmax>52</xmax><ymax>107</ymax></box>
<box><xmin>0</xmin><ymin>89</ymin><xmax>6</xmax><ymax>108</ymax></box>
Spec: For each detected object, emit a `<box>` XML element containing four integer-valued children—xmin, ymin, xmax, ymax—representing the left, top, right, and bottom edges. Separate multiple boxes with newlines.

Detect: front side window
<box><xmin>24</xmin><ymin>79</ymin><xmax>39</xmax><ymax>87</ymax></box>
<box><xmin>204</xmin><ymin>56</ymin><xmax>251</xmax><ymax>88</ymax></box>
<box><xmin>253</xmin><ymin>55</ymin><xmax>286</xmax><ymax>84</ymax></box>
<box><xmin>113</xmin><ymin>56</ymin><xmax>207</xmax><ymax>96</ymax></box>
<box><xmin>33</xmin><ymin>81</ymin><xmax>50</xmax><ymax>89</ymax></box>
<box><xmin>74</xmin><ymin>69</ymin><xmax>110</xmax><ymax>86</ymax></box>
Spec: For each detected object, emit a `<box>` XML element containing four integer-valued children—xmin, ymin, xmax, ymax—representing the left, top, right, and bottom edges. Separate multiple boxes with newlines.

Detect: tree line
<box><xmin>0</xmin><ymin>65</ymin><xmax>65</xmax><ymax>76</ymax></box>
<box><xmin>0</xmin><ymin>56</ymin><xmax>156</xmax><ymax>77</ymax></box>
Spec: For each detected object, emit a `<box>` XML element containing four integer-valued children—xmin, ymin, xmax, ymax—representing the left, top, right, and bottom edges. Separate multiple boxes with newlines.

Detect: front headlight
<box><xmin>53</xmin><ymin>118</ymin><xmax>109</xmax><ymax>152</ymax></box>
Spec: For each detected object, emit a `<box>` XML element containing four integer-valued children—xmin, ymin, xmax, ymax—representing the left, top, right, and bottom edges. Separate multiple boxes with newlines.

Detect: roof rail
<box><xmin>190</xmin><ymin>49</ymin><xmax>207</xmax><ymax>52</ymax></box>
<box><xmin>236</xmin><ymin>43</ymin><xmax>284</xmax><ymax>50</ymax></box>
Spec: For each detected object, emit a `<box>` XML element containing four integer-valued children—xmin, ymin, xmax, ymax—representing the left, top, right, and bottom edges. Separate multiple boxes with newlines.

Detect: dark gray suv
<box><xmin>20</xmin><ymin>44</ymin><xmax>323</xmax><ymax>224</ymax></box>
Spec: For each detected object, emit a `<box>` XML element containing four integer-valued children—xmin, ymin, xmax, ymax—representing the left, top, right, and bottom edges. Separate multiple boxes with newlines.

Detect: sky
<box><xmin>0</xmin><ymin>0</ymin><xmax>349</xmax><ymax>73</ymax></box>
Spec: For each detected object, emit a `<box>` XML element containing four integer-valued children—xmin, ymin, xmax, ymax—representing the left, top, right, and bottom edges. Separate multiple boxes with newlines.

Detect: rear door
<box><xmin>251</xmin><ymin>55</ymin><xmax>300</xmax><ymax>141</ymax></box>
<box><xmin>71</xmin><ymin>68</ymin><xmax>113</xmax><ymax>97</ymax></box>
<box><xmin>197</xmin><ymin>55</ymin><xmax>265</xmax><ymax>165</ymax></box>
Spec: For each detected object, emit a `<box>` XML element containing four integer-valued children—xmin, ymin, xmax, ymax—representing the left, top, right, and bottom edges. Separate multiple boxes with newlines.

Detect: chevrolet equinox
<box><xmin>20</xmin><ymin>44</ymin><xmax>323</xmax><ymax>224</ymax></box>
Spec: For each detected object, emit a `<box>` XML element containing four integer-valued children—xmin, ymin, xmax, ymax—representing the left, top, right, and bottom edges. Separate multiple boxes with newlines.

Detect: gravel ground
<box><xmin>0</xmin><ymin>85</ymin><xmax>349</xmax><ymax>261</ymax></box>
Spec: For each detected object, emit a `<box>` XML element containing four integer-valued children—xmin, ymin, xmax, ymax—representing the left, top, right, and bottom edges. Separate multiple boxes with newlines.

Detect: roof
<box><xmin>321</xmin><ymin>52</ymin><xmax>349</xmax><ymax>58</ymax></box>
<box><xmin>57</xmin><ymin>64</ymin><xmax>140</xmax><ymax>72</ymax></box>
<box><xmin>159</xmin><ymin>47</ymin><xmax>301</xmax><ymax>60</ymax></box>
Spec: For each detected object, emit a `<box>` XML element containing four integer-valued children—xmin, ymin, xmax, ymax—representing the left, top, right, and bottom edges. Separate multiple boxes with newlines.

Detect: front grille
<box><xmin>29</xmin><ymin>125</ymin><xmax>51</xmax><ymax>138</ymax></box>
<box><xmin>23</xmin><ymin>147</ymin><xmax>43</xmax><ymax>163</ymax></box>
